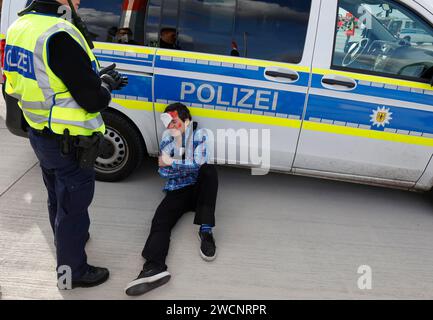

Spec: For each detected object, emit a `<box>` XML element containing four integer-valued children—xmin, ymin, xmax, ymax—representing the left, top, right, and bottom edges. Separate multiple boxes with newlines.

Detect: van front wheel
<box><xmin>95</xmin><ymin>111</ymin><xmax>146</xmax><ymax>182</ymax></box>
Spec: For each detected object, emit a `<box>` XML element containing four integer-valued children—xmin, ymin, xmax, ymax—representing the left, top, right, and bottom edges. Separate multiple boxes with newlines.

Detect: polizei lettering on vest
<box><xmin>181</xmin><ymin>82</ymin><xmax>279</xmax><ymax>111</ymax></box>
<box><xmin>4</xmin><ymin>45</ymin><xmax>35</xmax><ymax>79</ymax></box>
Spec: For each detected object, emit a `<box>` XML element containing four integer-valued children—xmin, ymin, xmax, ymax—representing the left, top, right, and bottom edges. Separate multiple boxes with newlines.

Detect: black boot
<box><xmin>70</xmin><ymin>265</ymin><xmax>110</xmax><ymax>289</ymax></box>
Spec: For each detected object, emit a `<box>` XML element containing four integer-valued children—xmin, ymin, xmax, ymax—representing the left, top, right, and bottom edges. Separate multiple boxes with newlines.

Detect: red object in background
<box><xmin>345</xmin><ymin>28</ymin><xmax>355</xmax><ymax>36</ymax></box>
<box><xmin>120</xmin><ymin>0</ymin><xmax>148</xmax><ymax>43</ymax></box>
<box><xmin>230</xmin><ymin>40</ymin><xmax>240</xmax><ymax>56</ymax></box>
<box><xmin>122</xmin><ymin>0</ymin><xmax>147</xmax><ymax>11</ymax></box>
<box><xmin>0</xmin><ymin>39</ymin><xmax>6</xmax><ymax>83</ymax></box>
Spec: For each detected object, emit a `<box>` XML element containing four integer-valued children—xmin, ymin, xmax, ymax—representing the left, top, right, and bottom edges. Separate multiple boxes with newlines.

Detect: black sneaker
<box><xmin>58</xmin><ymin>265</ymin><xmax>109</xmax><ymax>289</ymax></box>
<box><xmin>125</xmin><ymin>262</ymin><xmax>171</xmax><ymax>296</ymax></box>
<box><xmin>198</xmin><ymin>231</ymin><xmax>217</xmax><ymax>261</ymax></box>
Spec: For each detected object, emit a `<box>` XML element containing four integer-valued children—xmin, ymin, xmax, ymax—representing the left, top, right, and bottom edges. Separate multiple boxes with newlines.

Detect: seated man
<box><xmin>125</xmin><ymin>103</ymin><xmax>218</xmax><ymax>296</ymax></box>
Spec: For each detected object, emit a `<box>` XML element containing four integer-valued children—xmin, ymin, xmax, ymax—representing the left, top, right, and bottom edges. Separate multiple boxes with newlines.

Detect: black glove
<box><xmin>100</xmin><ymin>64</ymin><xmax>128</xmax><ymax>92</ymax></box>
<box><xmin>99</xmin><ymin>63</ymin><xmax>116</xmax><ymax>77</ymax></box>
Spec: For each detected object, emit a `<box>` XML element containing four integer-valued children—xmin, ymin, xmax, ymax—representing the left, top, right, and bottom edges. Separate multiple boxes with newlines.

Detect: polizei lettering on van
<box><xmin>181</xmin><ymin>82</ymin><xmax>279</xmax><ymax>111</ymax></box>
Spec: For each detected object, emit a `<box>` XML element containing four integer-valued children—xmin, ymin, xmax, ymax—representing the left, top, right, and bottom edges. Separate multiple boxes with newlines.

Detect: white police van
<box><xmin>2</xmin><ymin>0</ymin><xmax>433</xmax><ymax>193</ymax></box>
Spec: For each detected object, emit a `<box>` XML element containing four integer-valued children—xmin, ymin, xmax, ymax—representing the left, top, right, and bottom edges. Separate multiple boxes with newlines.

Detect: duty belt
<box><xmin>30</xmin><ymin>127</ymin><xmax>61</xmax><ymax>139</ymax></box>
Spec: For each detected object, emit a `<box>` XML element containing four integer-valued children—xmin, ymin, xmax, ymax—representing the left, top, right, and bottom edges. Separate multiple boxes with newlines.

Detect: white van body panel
<box><xmin>1</xmin><ymin>0</ymin><xmax>27</xmax><ymax>36</ymax></box>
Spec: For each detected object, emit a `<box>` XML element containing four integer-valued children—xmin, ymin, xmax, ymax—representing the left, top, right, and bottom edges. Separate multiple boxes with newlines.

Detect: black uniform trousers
<box><xmin>28</xmin><ymin>128</ymin><xmax>93</xmax><ymax>280</ymax></box>
<box><xmin>142</xmin><ymin>164</ymin><xmax>218</xmax><ymax>269</ymax></box>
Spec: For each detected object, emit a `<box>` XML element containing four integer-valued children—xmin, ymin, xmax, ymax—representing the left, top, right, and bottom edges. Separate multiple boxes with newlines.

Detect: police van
<box><xmin>2</xmin><ymin>0</ymin><xmax>433</xmax><ymax>193</ymax></box>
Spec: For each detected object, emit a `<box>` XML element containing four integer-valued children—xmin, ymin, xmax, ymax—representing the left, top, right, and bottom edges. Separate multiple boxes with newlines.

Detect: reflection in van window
<box><xmin>144</xmin><ymin>0</ymin><xmax>163</xmax><ymax>47</ymax></box>
<box><xmin>155</xmin><ymin>0</ymin><xmax>312</xmax><ymax>63</ymax></box>
<box><xmin>233</xmin><ymin>0</ymin><xmax>312</xmax><ymax>64</ymax></box>
<box><xmin>78</xmin><ymin>0</ymin><xmax>147</xmax><ymax>45</ymax></box>
<box><xmin>78</xmin><ymin>0</ymin><xmax>312</xmax><ymax>64</ymax></box>
<box><xmin>176</xmin><ymin>0</ymin><xmax>236</xmax><ymax>55</ymax></box>
<box><xmin>333</xmin><ymin>0</ymin><xmax>433</xmax><ymax>82</ymax></box>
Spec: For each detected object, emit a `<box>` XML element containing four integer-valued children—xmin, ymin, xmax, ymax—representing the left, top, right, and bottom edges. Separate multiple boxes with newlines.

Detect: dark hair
<box><xmin>118</xmin><ymin>27</ymin><xmax>133</xmax><ymax>35</ymax></box>
<box><xmin>164</xmin><ymin>103</ymin><xmax>192</xmax><ymax>122</ymax></box>
<box><xmin>160</xmin><ymin>27</ymin><xmax>177</xmax><ymax>35</ymax></box>
<box><xmin>108</xmin><ymin>26</ymin><xmax>118</xmax><ymax>36</ymax></box>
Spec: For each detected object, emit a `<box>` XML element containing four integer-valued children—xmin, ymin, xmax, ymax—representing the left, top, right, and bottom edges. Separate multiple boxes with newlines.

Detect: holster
<box><xmin>74</xmin><ymin>132</ymin><xmax>104</xmax><ymax>169</ymax></box>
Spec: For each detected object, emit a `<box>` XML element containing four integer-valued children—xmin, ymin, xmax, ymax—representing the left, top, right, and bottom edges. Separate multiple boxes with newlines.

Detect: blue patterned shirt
<box><xmin>158</xmin><ymin>124</ymin><xmax>209</xmax><ymax>191</ymax></box>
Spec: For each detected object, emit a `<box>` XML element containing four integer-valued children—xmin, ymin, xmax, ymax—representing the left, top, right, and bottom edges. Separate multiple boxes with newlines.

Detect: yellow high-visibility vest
<box><xmin>3</xmin><ymin>12</ymin><xmax>105</xmax><ymax>136</ymax></box>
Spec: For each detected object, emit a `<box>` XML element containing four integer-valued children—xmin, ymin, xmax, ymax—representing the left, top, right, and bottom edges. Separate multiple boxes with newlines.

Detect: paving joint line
<box><xmin>0</xmin><ymin>162</ymin><xmax>39</xmax><ymax>198</ymax></box>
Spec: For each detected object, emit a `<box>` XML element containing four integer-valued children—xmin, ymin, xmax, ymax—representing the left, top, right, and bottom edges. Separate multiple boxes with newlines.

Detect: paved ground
<box><xmin>2</xmin><ymin>97</ymin><xmax>433</xmax><ymax>300</ymax></box>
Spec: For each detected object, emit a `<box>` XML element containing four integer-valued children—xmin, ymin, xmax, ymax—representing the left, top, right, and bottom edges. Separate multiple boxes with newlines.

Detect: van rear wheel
<box><xmin>95</xmin><ymin>110</ymin><xmax>146</xmax><ymax>182</ymax></box>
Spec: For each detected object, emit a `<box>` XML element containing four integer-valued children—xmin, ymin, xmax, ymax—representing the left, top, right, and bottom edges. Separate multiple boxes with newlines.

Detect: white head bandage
<box><xmin>160</xmin><ymin>112</ymin><xmax>173</xmax><ymax>128</ymax></box>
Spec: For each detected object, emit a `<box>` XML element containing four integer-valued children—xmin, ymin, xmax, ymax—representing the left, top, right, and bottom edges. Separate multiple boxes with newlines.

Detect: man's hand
<box><xmin>159</xmin><ymin>152</ymin><xmax>174</xmax><ymax>167</ymax></box>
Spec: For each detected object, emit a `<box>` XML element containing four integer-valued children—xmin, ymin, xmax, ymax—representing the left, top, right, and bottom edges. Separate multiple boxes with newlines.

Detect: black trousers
<box><xmin>28</xmin><ymin>129</ymin><xmax>94</xmax><ymax>280</ymax></box>
<box><xmin>142</xmin><ymin>164</ymin><xmax>218</xmax><ymax>269</ymax></box>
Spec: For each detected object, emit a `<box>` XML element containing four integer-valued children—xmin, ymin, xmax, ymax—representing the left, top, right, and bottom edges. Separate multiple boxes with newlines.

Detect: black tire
<box><xmin>95</xmin><ymin>110</ymin><xmax>146</xmax><ymax>182</ymax></box>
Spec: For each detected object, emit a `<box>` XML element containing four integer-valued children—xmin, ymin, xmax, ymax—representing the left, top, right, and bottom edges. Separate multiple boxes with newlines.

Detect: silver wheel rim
<box><xmin>95</xmin><ymin>127</ymin><xmax>129</xmax><ymax>175</ymax></box>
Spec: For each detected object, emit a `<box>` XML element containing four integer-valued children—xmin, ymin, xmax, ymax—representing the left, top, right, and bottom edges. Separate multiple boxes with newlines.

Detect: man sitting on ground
<box><xmin>125</xmin><ymin>103</ymin><xmax>219</xmax><ymax>296</ymax></box>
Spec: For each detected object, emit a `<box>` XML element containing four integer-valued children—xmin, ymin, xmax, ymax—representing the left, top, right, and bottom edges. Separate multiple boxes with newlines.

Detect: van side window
<box><xmin>152</xmin><ymin>0</ymin><xmax>312</xmax><ymax>64</ymax></box>
<box><xmin>176</xmin><ymin>0</ymin><xmax>236</xmax><ymax>55</ymax></box>
<box><xmin>232</xmin><ymin>0</ymin><xmax>312</xmax><ymax>64</ymax></box>
<box><xmin>144</xmin><ymin>0</ymin><xmax>163</xmax><ymax>47</ymax></box>
<box><xmin>77</xmin><ymin>0</ymin><xmax>312</xmax><ymax>63</ymax></box>
<box><xmin>333</xmin><ymin>0</ymin><xmax>433</xmax><ymax>82</ymax></box>
<box><xmin>78</xmin><ymin>0</ymin><xmax>146</xmax><ymax>45</ymax></box>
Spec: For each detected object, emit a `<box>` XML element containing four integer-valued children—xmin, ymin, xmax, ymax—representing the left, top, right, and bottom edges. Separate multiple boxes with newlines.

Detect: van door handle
<box><xmin>265</xmin><ymin>70</ymin><xmax>299</xmax><ymax>81</ymax></box>
<box><xmin>321</xmin><ymin>75</ymin><xmax>357</xmax><ymax>90</ymax></box>
<box><xmin>322</xmin><ymin>78</ymin><xmax>356</xmax><ymax>88</ymax></box>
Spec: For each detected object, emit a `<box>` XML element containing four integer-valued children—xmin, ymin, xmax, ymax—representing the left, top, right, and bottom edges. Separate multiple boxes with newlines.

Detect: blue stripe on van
<box><xmin>155</xmin><ymin>57</ymin><xmax>310</xmax><ymax>87</ymax></box>
<box><xmin>306</xmin><ymin>94</ymin><xmax>433</xmax><ymax>135</ymax></box>
<box><xmin>95</xmin><ymin>55</ymin><xmax>153</xmax><ymax>67</ymax></box>
<box><xmin>310</xmin><ymin>74</ymin><xmax>433</xmax><ymax>107</ymax></box>
<box><xmin>154</xmin><ymin>74</ymin><xmax>306</xmax><ymax>117</ymax></box>
<box><xmin>111</xmin><ymin>72</ymin><xmax>433</xmax><ymax>135</ymax></box>
<box><xmin>112</xmin><ymin>74</ymin><xmax>152</xmax><ymax>99</ymax></box>
<box><xmin>94</xmin><ymin>50</ymin><xmax>433</xmax><ymax>135</ymax></box>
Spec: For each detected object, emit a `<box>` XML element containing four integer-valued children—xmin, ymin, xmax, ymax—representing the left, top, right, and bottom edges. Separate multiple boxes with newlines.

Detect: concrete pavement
<box><xmin>2</xmin><ymin>98</ymin><xmax>433</xmax><ymax>299</ymax></box>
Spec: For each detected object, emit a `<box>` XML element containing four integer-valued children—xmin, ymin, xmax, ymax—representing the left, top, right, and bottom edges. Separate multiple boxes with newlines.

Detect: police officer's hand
<box><xmin>100</xmin><ymin>63</ymin><xmax>128</xmax><ymax>91</ymax></box>
<box><xmin>99</xmin><ymin>63</ymin><xmax>116</xmax><ymax>76</ymax></box>
<box><xmin>101</xmin><ymin>72</ymin><xmax>128</xmax><ymax>92</ymax></box>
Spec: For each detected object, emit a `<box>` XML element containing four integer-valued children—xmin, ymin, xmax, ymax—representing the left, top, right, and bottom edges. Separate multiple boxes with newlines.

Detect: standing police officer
<box><xmin>3</xmin><ymin>0</ymin><xmax>127</xmax><ymax>288</ymax></box>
